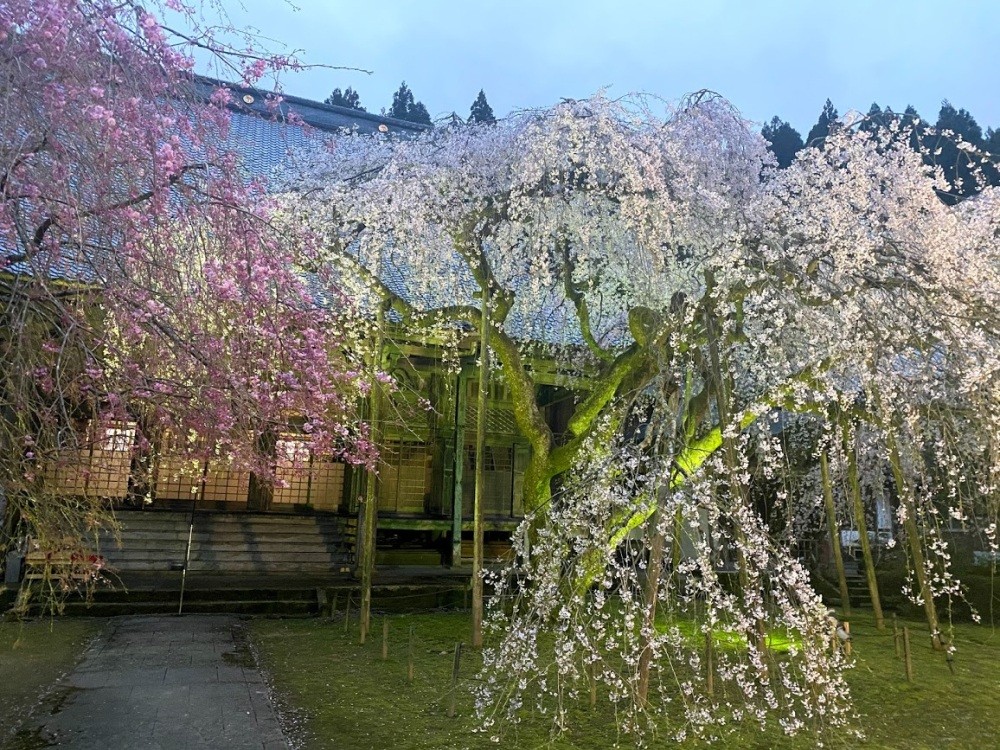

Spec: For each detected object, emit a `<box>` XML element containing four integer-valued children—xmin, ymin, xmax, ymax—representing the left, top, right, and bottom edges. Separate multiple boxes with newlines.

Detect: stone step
<box><xmin>100</xmin><ymin>511</ymin><xmax>356</xmax><ymax>575</ymax></box>
<box><xmin>107</xmin><ymin>559</ymin><xmax>346</xmax><ymax>573</ymax></box>
<box><xmin>100</xmin><ymin>544</ymin><xmax>346</xmax><ymax>562</ymax></box>
<box><xmin>101</xmin><ymin>541</ymin><xmax>347</xmax><ymax>559</ymax></box>
<box><xmin>54</xmin><ymin>598</ymin><xmax>318</xmax><ymax>617</ymax></box>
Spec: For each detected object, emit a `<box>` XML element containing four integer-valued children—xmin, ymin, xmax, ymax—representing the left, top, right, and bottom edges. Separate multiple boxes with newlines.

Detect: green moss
<box><xmin>252</xmin><ymin>611</ymin><xmax>1000</xmax><ymax>749</ymax></box>
<box><xmin>0</xmin><ymin>618</ymin><xmax>101</xmax><ymax>745</ymax></box>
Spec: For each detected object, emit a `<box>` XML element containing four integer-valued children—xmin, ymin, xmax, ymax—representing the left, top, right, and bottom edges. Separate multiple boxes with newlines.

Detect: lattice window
<box><xmin>378</xmin><ymin>441</ymin><xmax>432</xmax><ymax>514</ymax></box>
<box><xmin>154</xmin><ymin>433</ymin><xmax>249</xmax><ymax>504</ymax></box>
<box><xmin>466</xmin><ymin>378</ymin><xmax>519</xmax><ymax>435</ymax></box>
<box><xmin>47</xmin><ymin>421</ymin><xmax>135</xmax><ymax>499</ymax></box>
<box><xmin>272</xmin><ymin>434</ymin><xmax>346</xmax><ymax>508</ymax></box>
<box><xmin>309</xmin><ymin>457</ymin><xmax>347</xmax><ymax>510</ymax></box>
<box><xmin>463</xmin><ymin>444</ymin><xmax>514</xmax><ymax>517</ymax></box>
<box><xmin>202</xmin><ymin>461</ymin><xmax>250</xmax><ymax>503</ymax></box>
<box><xmin>154</xmin><ymin>455</ymin><xmax>205</xmax><ymax>501</ymax></box>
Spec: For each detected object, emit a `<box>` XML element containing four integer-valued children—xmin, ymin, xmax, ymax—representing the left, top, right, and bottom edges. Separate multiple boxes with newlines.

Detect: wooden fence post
<box><xmin>903</xmin><ymin>626</ymin><xmax>914</xmax><ymax>682</ymax></box>
<box><xmin>447</xmin><ymin>642</ymin><xmax>463</xmax><ymax>718</ymax></box>
<box><xmin>706</xmin><ymin>630</ymin><xmax>715</xmax><ymax>696</ymax></box>
<box><xmin>589</xmin><ymin>662</ymin><xmax>597</xmax><ymax>708</ymax></box>
<box><xmin>407</xmin><ymin>624</ymin><xmax>415</xmax><ymax>683</ymax></box>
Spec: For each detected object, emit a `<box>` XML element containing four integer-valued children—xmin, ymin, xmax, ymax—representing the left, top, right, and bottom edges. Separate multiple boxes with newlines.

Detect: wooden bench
<box><xmin>23</xmin><ymin>537</ymin><xmax>104</xmax><ymax>587</ymax></box>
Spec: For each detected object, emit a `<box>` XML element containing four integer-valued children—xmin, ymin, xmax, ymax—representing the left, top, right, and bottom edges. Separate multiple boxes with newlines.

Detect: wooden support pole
<box><xmin>705</xmin><ymin>629</ymin><xmax>715</xmax><ymax>697</ymax></box>
<box><xmin>589</xmin><ymin>662</ymin><xmax>597</xmax><ymax>708</ymax></box>
<box><xmin>359</xmin><ymin>306</ymin><xmax>386</xmax><ymax>643</ymax></box>
<box><xmin>330</xmin><ymin>591</ymin><xmax>339</xmax><ymax>620</ymax></box>
<box><xmin>472</xmin><ymin>290</ymin><xmax>489</xmax><ymax>650</ymax></box>
<box><xmin>407</xmin><ymin>624</ymin><xmax>415</xmax><ymax>683</ymax></box>
<box><xmin>344</xmin><ymin>593</ymin><xmax>351</xmax><ymax>635</ymax></box>
<box><xmin>382</xmin><ymin>618</ymin><xmax>389</xmax><ymax>661</ymax></box>
<box><xmin>447</xmin><ymin>642</ymin><xmax>464</xmax><ymax>718</ymax></box>
<box><xmin>820</xmin><ymin>450</ymin><xmax>851</xmax><ymax>616</ymax></box>
<box><xmin>451</xmin><ymin>369</ymin><xmax>468</xmax><ymax>567</ymax></box>
<box><xmin>843</xmin><ymin>621</ymin><xmax>852</xmax><ymax>657</ymax></box>
<box><xmin>903</xmin><ymin>626</ymin><xmax>914</xmax><ymax>682</ymax></box>
<box><xmin>893</xmin><ymin>614</ymin><xmax>901</xmax><ymax>658</ymax></box>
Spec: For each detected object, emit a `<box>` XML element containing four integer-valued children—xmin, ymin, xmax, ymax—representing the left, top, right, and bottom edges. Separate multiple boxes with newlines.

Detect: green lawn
<box><xmin>252</xmin><ymin>611</ymin><xmax>1000</xmax><ymax>749</ymax></box>
<box><xmin>0</xmin><ymin>617</ymin><xmax>102</xmax><ymax>746</ymax></box>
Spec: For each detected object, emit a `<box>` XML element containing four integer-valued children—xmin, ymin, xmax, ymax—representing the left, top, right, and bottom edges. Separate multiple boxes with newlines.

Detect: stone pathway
<box><xmin>16</xmin><ymin>615</ymin><xmax>289</xmax><ymax>749</ymax></box>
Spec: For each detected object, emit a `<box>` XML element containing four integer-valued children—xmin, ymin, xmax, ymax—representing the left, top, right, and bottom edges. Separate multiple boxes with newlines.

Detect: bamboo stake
<box><xmin>382</xmin><ymin>618</ymin><xmax>389</xmax><ymax>660</ymax></box>
<box><xmin>705</xmin><ymin>629</ymin><xmax>715</xmax><ymax>696</ymax></box>
<box><xmin>447</xmin><ymin>642</ymin><xmax>463</xmax><ymax>718</ymax></box>
<box><xmin>903</xmin><ymin>626</ymin><xmax>914</xmax><ymax>682</ymax></box>
<box><xmin>407</xmin><ymin>624</ymin><xmax>415</xmax><ymax>683</ymax></box>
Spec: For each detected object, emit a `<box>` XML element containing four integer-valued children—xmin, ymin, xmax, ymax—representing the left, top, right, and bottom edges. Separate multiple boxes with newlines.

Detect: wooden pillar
<box><xmin>359</xmin><ymin>307</ymin><xmax>386</xmax><ymax>640</ymax></box>
<box><xmin>472</xmin><ymin>291</ymin><xmax>489</xmax><ymax>649</ymax></box>
<box><xmin>451</xmin><ymin>368</ymin><xmax>469</xmax><ymax>567</ymax></box>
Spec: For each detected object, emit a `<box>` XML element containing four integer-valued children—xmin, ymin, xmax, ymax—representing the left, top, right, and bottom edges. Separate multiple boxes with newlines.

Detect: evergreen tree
<box><xmin>324</xmin><ymin>86</ymin><xmax>365</xmax><ymax>111</ymax></box>
<box><xmin>409</xmin><ymin>101</ymin><xmax>432</xmax><ymax>126</ymax></box>
<box><xmin>761</xmin><ymin>116</ymin><xmax>803</xmax><ymax>168</ymax></box>
<box><xmin>986</xmin><ymin>127</ymin><xmax>1000</xmax><ymax>157</ymax></box>
<box><xmin>936</xmin><ymin>100</ymin><xmax>984</xmax><ymax>146</ymax></box>
<box><xmin>468</xmin><ymin>89</ymin><xmax>496</xmax><ymax>125</ymax></box>
<box><xmin>806</xmin><ymin>99</ymin><xmax>839</xmax><ymax>146</ymax></box>
<box><xmin>933</xmin><ymin>101</ymin><xmax>991</xmax><ymax>201</ymax></box>
<box><xmin>860</xmin><ymin>102</ymin><xmax>891</xmax><ymax>134</ymax></box>
<box><xmin>388</xmin><ymin>81</ymin><xmax>414</xmax><ymax>120</ymax></box>
<box><xmin>388</xmin><ymin>81</ymin><xmax>432</xmax><ymax>126</ymax></box>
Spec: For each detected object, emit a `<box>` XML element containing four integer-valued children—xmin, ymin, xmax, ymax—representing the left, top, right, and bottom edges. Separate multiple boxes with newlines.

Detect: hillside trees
<box><xmin>325</xmin><ymin>86</ymin><xmax>365</xmax><ymax>111</ymax></box>
<box><xmin>387</xmin><ymin>81</ymin><xmax>432</xmax><ymax>126</ymax></box>
<box><xmin>468</xmin><ymin>90</ymin><xmax>496</xmax><ymax>125</ymax></box>
<box><xmin>281</xmin><ymin>92</ymin><xmax>1000</xmax><ymax>742</ymax></box>
<box><xmin>761</xmin><ymin>116</ymin><xmax>803</xmax><ymax>167</ymax></box>
<box><xmin>0</xmin><ymin>0</ymin><xmax>373</xmax><ymax>591</ymax></box>
<box><xmin>806</xmin><ymin>97</ymin><xmax>839</xmax><ymax>145</ymax></box>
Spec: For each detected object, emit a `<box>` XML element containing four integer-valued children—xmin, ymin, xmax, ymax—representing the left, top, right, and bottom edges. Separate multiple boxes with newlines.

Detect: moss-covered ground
<box><xmin>252</xmin><ymin>611</ymin><xmax>1000</xmax><ymax>749</ymax></box>
<box><xmin>0</xmin><ymin>617</ymin><xmax>102</xmax><ymax>747</ymax></box>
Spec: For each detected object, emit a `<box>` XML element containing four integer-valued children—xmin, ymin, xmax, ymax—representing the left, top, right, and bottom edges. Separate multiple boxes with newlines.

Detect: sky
<box><xmin>197</xmin><ymin>0</ymin><xmax>1000</xmax><ymax>135</ymax></box>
